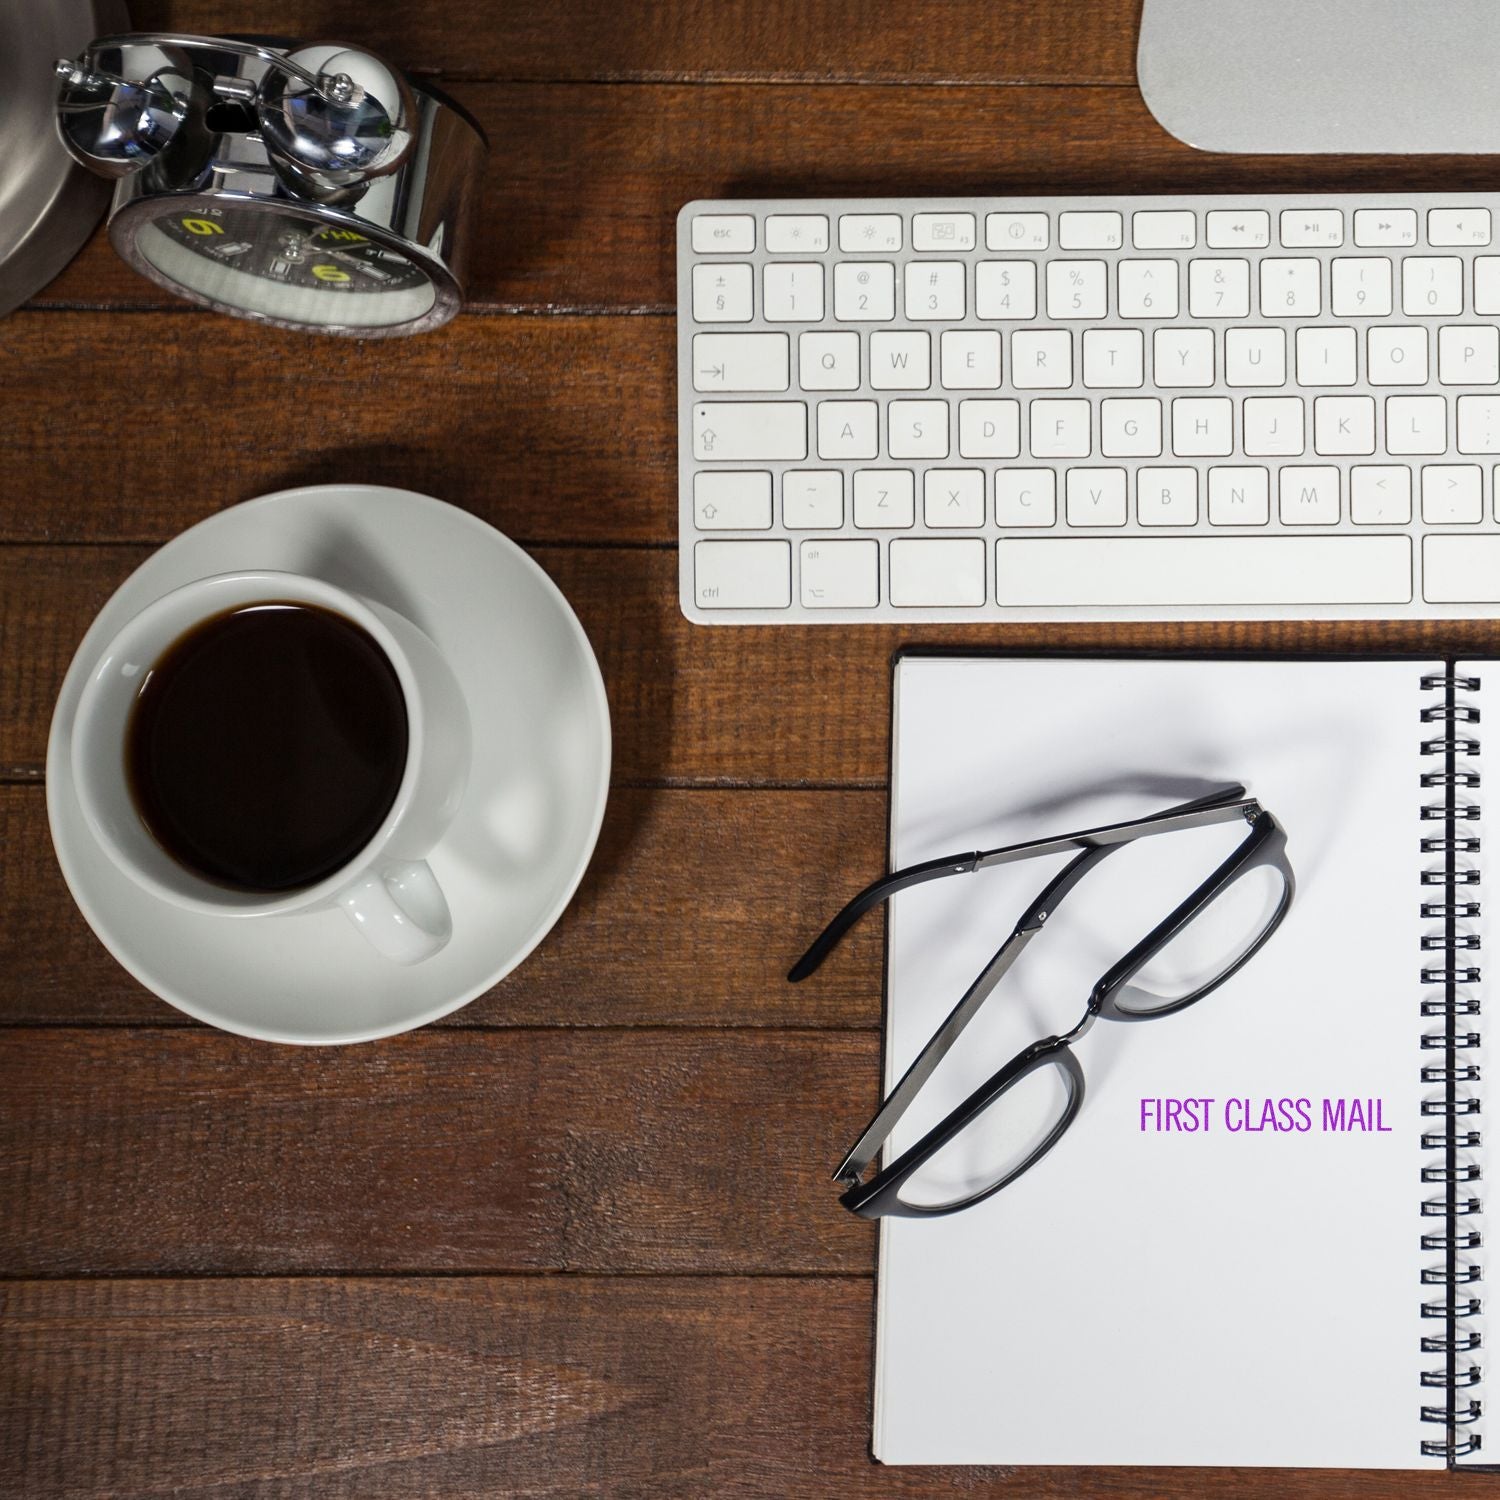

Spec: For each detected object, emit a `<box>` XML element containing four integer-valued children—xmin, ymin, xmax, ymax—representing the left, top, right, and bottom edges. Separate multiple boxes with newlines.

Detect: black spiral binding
<box><xmin>1419</xmin><ymin>671</ymin><xmax>1484</xmax><ymax>1462</ymax></box>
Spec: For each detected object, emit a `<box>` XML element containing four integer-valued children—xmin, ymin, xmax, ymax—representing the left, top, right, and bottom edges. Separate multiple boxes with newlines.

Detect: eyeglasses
<box><xmin>789</xmin><ymin>784</ymin><xmax>1295</xmax><ymax>1219</ymax></box>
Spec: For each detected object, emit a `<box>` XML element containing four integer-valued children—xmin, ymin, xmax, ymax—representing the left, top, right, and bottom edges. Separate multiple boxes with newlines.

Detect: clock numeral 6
<box><xmin>181</xmin><ymin>218</ymin><xmax>223</xmax><ymax>236</ymax></box>
<box><xmin>312</xmin><ymin>264</ymin><xmax>352</xmax><ymax>283</ymax></box>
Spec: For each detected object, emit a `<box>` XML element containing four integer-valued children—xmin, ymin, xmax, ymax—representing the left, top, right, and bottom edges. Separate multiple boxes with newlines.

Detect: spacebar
<box><xmin>995</xmin><ymin>536</ymin><xmax>1413</xmax><ymax>607</ymax></box>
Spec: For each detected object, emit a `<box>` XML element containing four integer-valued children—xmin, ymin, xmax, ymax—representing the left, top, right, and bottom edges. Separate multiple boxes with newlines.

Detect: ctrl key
<box><xmin>694</xmin><ymin>540</ymin><xmax>791</xmax><ymax>610</ymax></box>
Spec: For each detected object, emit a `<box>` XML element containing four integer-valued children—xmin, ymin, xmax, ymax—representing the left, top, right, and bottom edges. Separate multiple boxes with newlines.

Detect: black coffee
<box><xmin>126</xmin><ymin>602</ymin><xmax>409</xmax><ymax>892</ymax></box>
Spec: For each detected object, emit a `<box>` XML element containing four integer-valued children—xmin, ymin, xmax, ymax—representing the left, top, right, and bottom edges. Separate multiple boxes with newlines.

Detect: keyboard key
<box><xmin>890</xmin><ymin>538</ymin><xmax>986</xmax><ymax>606</ymax></box>
<box><xmin>1296</xmin><ymin>327</ymin><xmax>1357</xmax><ymax>386</ymax></box>
<box><xmin>1476</xmin><ymin>258</ymin><xmax>1500</xmax><ymax>314</ymax></box>
<box><xmin>1066</xmin><ymin>468</ymin><xmax>1128</xmax><ymax>526</ymax></box>
<box><xmin>1278</xmin><ymin>466</ymin><xmax>1340</xmax><ymax>524</ymax></box>
<box><xmin>1280</xmin><ymin>209</ymin><xmax>1343</xmax><ymax>247</ymax></box>
<box><xmin>1429</xmin><ymin>208</ymin><xmax>1491</xmax><ymax>247</ymax></box>
<box><xmin>986</xmin><ymin>212</ymin><xmax>1049</xmax><ymax>250</ymax></box>
<box><xmin>1058</xmin><ymin>211</ymin><xmax>1123</xmax><ymax>250</ymax></box>
<box><xmin>1131</xmin><ymin>210</ymin><xmax>1196</xmax><ymax>249</ymax></box>
<box><xmin>994</xmin><ymin>536</ymin><xmax>1411</xmax><ymax>607</ymax></box>
<box><xmin>1030</xmin><ymin>398</ymin><xmax>1091</xmax><ymax>458</ymax></box>
<box><xmin>691</xmin><ymin>214</ymin><xmax>755</xmax><ymax>253</ymax></box>
<box><xmin>1225</xmin><ymin>327</ymin><xmax>1286</xmax><ymax>387</ymax></box>
<box><xmin>913</xmin><ymin>212</ymin><xmax>976</xmax><ymax>251</ymax></box>
<box><xmin>1137</xmin><ymin>467</ymin><xmax>1198</xmax><ymax>525</ymax></box>
<box><xmin>1082</xmin><ymin>329</ymin><xmax>1144</xmax><ymax>389</ymax></box>
<box><xmin>1118</xmin><ymin>260</ymin><xmax>1179</xmax><ymax>318</ymax></box>
<box><xmin>1403</xmin><ymin>257</ymin><xmax>1463</xmax><ymax>315</ymax></box>
<box><xmin>763</xmin><ymin>263</ymin><xmax>824</xmax><ymax>322</ymax></box>
<box><xmin>1012</xmin><ymin>329</ymin><xmax>1072</xmax><ymax>389</ymax></box>
<box><xmin>1386</xmin><ymin>394</ymin><xmax>1448</xmax><ymax>455</ymax></box>
<box><xmin>1046</xmin><ymin>260</ymin><xmax>1108</xmax><ymax>319</ymax></box>
<box><xmin>1205</xmin><ymin>210</ymin><xmax>1270</xmax><ymax>248</ymax></box>
<box><xmin>1458</xmin><ymin>395</ymin><xmax>1500</xmax><ymax>453</ymax></box>
<box><xmin>833</xmin><ymin>261</ymin><xmax>896</xmax><ymax>320</ymax></box>
<box><xmin>1100</xmin><ymin>397</ymin><xmax>1162</xmax><ymax>457</ymax></box>
<box><xmin>800</xmin><ymin>539</ymin><xmax>878</xmax><ymax>608</ymax></box>
<box><xmin>1260</xmin><ymin>258</ymin><xmax>1321</xmax><ymax>317</ymax></box>
<box><xmin>765</xmin><ymin>214</ymin><xmax>829</xmax><ymax>253</ymax></box>
<box><xmin>1314</xmin><ymin>395</ymin><xmax>1376</xmax><ymax>455</ymax></box>
<box><xmin>1438</xmin><ymin>326</ymin><xmax>1500</xmax><ymax>385</ymax></box>
<box><xmin>694</xmin><ymin>540</ymin><xmax>791</xmax><ymax>609</ymax></box>
<box><xmin>975</xmin><ymin>261</ymin><xmax>1037</xmax><ymax>319</ymax></box>
<box><xmin>1426</xmin><ymin>535</ymin><xmax>1500</xmax><ymax>601</ymax></box>
<box><xmin>1350</xmin><ymin>465</ymin><xmax>1412</xmax><ymax>524</ymax></box>
<box><xmin>694</xmin><ymin>401</ymin><xmax>806</xmax><ymax>461</ymax></box>
<box><xmin>1353</xmin><ymin>209</ymin><xmax>1418</xmax><ymax>247</ymax></box>
<box><xmin>1243</xmin><ymin>396</ymin><xmax>1305</xmax><ymax>456</ymax></box>
<box><xmin>958</xmin><ymin>398</ymin><xmax>1021</xmax><ymax>458</ymax></box>
<box><xmin>1368</xmin><ymin>327</ymin><xmax>1427</xmax><ymax>385</ymax></box>
<box><xmin>692</xmin><ymin>263</ymin><xmax>753</xmax><ymax>322</ymax></box>
<box><xmin>693</xmin><ymin>471</ymin><xmax>773</xmax><ymax>529</ymax></box>
<box><xmin>839</xmin><ymin>214</ymin><xmax>902</xmax><ymax>252</ymax></box>
<box><xmin>869</xmin><ymin>330</ymin><xmax>931</xmax><ymax>390</ymax></box>
<box><xmin>940</xmin><ymin>330</ymin><xmax>1002</xmax><ymax>389</ymax></box>
<box><xmin>888</xmin><ymin>400</ymin><xmax>950</xmax><ymax>459</ymax></box>
<box><xmin>995</xmin><ymin>468</ymin><xmax>1057</xmax><ymax>526</ymax></box>
<box><xmin>1154</xmin><ymin>328</ymin><xmax>1215</xmax><ymax>387</ymax></box>
<box><xmin>783</xmin><ymin>470</ymin><xmax>843</xmax><ymax>529</ymax></box>
<box><xmin>1331</xmin><ymin>257</ymin><xmax>1392</xmax><ymax>316</ymax></box>
<box><xmin>1188</xmin><ymin>258</ymin><xmax>1249</xmax><ymax>318</ymax></box>
<box><xmin>924</xmin><ymin>469</ymin><xmax>986</xmax><ymax>527</ymax></box>
<box><xmin>799</xmin><ymin>330</ymin><xmax>861</xmax><ymax>391</ymax></box>
<box><xmin>1171</xmin><ymin>396</ymin><xmax>1233</xmax><ymax>456</ymax></box>
<box><xmin>1422</xmin><ymin>464</ymin><xmax>1483</xmax><ymax>523</ymax></box>
<box><xmin>816</xmin><ymin>400</ymin><xmax>878</xmax><ymax>459</ymax></box>
<box><xmin>853</xmin><ymin>469</ymin><xmax>916</xmax><ymax>528</ymax></box>
<box><xmin>691</xmin><ymin>332</ymin><xmax>790</xmax><ymax>392</ymax></box>
<box><xmin>904</xmin><ymin>261</ymin><xmax>965</xmax><ymax>320</ymax></box>
<box><xmin>1209</xmin><ymin>466</ymin><xmax>1270</xmax><ymax>525</ymax></box>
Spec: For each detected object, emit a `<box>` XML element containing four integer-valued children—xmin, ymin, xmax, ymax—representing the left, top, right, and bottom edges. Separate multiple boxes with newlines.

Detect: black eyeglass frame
<box><xmin>788</xmin><ymin>785</ymin><xmax>1295</xmax><ymax>1220</ymax></box>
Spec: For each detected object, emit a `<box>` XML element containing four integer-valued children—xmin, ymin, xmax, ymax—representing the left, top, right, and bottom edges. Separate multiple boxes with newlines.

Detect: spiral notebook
<box><xmin>874</xmin><ymin>654</ymin><xmax>1492</xmax><ymax>1469</ymax></box>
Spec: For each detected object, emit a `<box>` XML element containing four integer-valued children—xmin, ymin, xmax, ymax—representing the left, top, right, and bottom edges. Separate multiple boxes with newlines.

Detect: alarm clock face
<box><xmin>123</xmin><ymin>201</ymin><xmax>445</xmax><ymax>332</ymax></box>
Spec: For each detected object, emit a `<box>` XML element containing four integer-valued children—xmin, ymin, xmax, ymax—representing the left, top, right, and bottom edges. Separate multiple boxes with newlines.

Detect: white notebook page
<box><xmin>875</xmin><ymin>657</ymin><xmax>1436</xmax><ymax>1468</ymax></box>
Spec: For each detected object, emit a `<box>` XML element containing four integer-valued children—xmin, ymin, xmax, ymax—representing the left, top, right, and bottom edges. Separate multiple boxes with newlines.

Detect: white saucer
<box><xmin>46</xmin><ymin>485</ymin><xmax>611</xmax><ymax>1045</ymax></box>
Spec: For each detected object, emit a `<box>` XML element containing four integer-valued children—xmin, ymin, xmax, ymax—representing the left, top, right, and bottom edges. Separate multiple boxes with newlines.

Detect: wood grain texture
<box><xmin>0</xmin><ymin>1277</ymin><xmax>1477</xmax><ymax>1500</ymax></box>
<box><xmin>32</xmin><ymin>83</ymin><xmax>1499</xmax><ymax>314</ymax></box>
<box><xmin>124</xmin><ymin>0</ymin><xmax>1141</xmax><ymax>83</ymax></box>
<box><xmin>0</xmin><ymin>1028</ymin><xmax>873</xmax><ymax>1275</ymax></box>
<box><xmin>6</xmin><ymin>542</ymin><xmax>1498</xmax><ymax>788</ymax></box>
<box><xmin>0</xmin><ymin>785</ymin><xmax>887</xmax><ymax>1027</ymax></box>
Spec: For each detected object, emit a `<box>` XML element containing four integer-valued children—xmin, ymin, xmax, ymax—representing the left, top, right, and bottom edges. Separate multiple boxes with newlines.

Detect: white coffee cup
<box><xmin>70</xmin><ymin>570</ymin><xmax>471</xmax><ymax>964</ymax></box>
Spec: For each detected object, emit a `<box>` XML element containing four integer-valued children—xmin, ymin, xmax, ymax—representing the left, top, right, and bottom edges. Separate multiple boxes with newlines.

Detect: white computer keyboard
<box><xmin>676</xmin><ymin>192</ymin><xmax>1500</xmax><ymax>624</ymax></box>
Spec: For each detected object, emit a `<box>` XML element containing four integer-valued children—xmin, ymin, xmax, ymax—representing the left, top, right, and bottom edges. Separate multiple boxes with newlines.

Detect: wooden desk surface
<box><xmin>5</xmin><ymin>2</ymin><xmax>1500</xmax><ymax>1494</ymax></box>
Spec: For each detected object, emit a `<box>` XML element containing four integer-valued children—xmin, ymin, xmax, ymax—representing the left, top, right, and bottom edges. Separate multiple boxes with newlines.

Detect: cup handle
<box><xmin>336</xmin><ymin>860</ymin><xmax>452</xmax><ymax>964</ymax></box>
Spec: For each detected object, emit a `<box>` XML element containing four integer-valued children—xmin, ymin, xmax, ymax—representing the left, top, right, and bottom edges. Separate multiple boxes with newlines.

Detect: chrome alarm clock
<box><xmin>54</xmin><ymin>33</ymin><xmax>486</xmax><ymax>336</ymax></box>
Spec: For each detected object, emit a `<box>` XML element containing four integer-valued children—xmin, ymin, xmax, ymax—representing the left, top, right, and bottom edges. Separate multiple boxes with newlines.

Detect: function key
<box><xmin>765</xmin><ymin>214</ymin><xmax>830</xmax><ymax>253</ymax></box>
<box><xmin>1353</xmin><ymin>208</ymin><xmax>1418</xmax><ymax>247</ymax></box>
<box><xmin>1059</xmin><ymin>210</ymin><xmax>1124</xmax><ymax>249</ymax></box>
<box><xmin>1279</xmin><ymin>209</ymin><xmax>1344</xmax><ymax>247</ymax></box>
<box><xmin>913</xmin><ymin>212</ymin><xmax>977</xmax><ymax>251</ymax></box>
<box><xmin>691</xmin><ymin>214</ymin><xmax>756</xmax><ymax>254</ymax></box>
<box><xmin>1429</xmin><ymin>207</ymin><xmax>1492</xmax><ymax>247</ymax></box>
<box><xmin>1131</xmin><ymin>210</ymin><xmax>1196</xmax><ymax>249</ymax></box>
<box><xmin>986</xmin><ymin>211</ymin><xmax>1049</xmax><ymax>250</ymax></box>
<box><xmin>839</xmin><ymin>213</ymin><xmax>903</xmax><ymax>252</ymax></box>
<box><xmin>1205</xmin><ymin>210</ymin><xmax>1270</xmax><ymax>248</ymax></box>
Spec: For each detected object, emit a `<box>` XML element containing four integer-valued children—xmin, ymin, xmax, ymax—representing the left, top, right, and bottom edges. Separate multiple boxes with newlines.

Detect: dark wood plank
<box><xmin>0</xmin><ymin>1028</ymin><xmax>872</xmax><ymax>1275</ymax></box>
<box><xmin>0</xmin><ymin>1276</ymin><xmax>1469</xmax><ymax>1499</ymax></box>
<box><xmin>0</xmin><ymin>785</ymin><xmax>886</xmax><ymax>1027</ymax></box>
<box><xmin>31</xmin><ymin>83</ymin><xmax>1496</xmax><ymax>314</ymax></box>
<box><xmin>115</xmin><ymin>0</ymin><xmax>1142</xmax><ymax>84</ymax></box>
<box><xmin>2</xmin><ymin>543</ymin><xmax>1491</xmax><ymax>790</ymax></box>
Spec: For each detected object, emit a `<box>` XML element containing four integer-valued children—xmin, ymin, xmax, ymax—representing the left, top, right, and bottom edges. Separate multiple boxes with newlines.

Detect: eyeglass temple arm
<box><xmin>790</xmin><ymin>783</ymin><xmax>1253</xmax><ymax>983</ymax></box>
<box><xmin>833</xmin><ymin>843</ymin><xmax>1109</xmax><ymax>1185</ymax></box>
